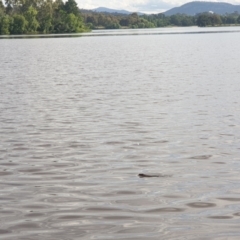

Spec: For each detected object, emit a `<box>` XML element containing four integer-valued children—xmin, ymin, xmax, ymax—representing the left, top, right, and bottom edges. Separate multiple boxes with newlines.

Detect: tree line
<box><xmin>1</xmin><ymin>0</ymin><xmax>240</xmax><ymax>35</ymax></box>
<box><xmin>196</xmin><ymin>12</ymin><xmax>240</xmax><ymax>27</ymax></box>
<box><xmin>0</xmin><ymin>0</ymin><xmax>88</xmax><ymax>34</ymax></box>
<box><xmin>82</xmin><ymin>11</ymin><xmax>155</xmax><ymax>29</ymax></box>
<box><xmin>82</xmin><ymin>11</ymin><xmax>240</xmax><ymax>29</ymax></box>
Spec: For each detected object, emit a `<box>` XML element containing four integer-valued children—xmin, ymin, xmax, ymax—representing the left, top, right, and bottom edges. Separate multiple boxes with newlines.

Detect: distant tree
<box><xmin>181</xmin><ymin>16</ymin><xmax>195</xmax><ymax>26</ymax></box>
<box><xmin>225</xmin><ymin>15</ymin><xmax>237</xmax><ymax>24</ymax></box>
<box><xmin>210</xmin><ymin>14</ymin><xmax>222</xmax><ymax>26</ymax></box>
<box><xmin>85</xmin><ymin>15</ymin><xmax>98</xmax><ymax>26</ymax></box>
<box><xmin>238</xmin><ymin>15</ymin><xmax>240</xmax><ymax>24</ymax></box>
<box><xmin>97</xmin><ymin>13</ymin><xmax>106</xmax><ymax>27</ymax></box>
<box><xmin>196</xmin><ymin>14</ymin><xmax>211</xmax><ymax>27</ymax></box>
<box><xmin>170</xmin><ymin>15</ymin><xmax>181</xmax><ymax>26</ymax></box>
<box><xmin>118</xmin><ymin>17</ymin><xmax>128</xmax><ymax>26</ymax></box>
<box><xmin>129</xmin><ymin>12</ymin><xmax>139</xmax><ymax>26</ymax></box>
<box><xmin>105</xmin><ymin>21</ymin><xmax>120</xmax><ymax>29</ymax></box>
<box><xmin>196</xmin><ymin>13</ymin><xmax>222</xmax><ymax>27</ymax></box>
<box><xmin>141</xmin><ymin>13</ymin><xmax>171</xmax><ymax>27</ymax></box>
<box><xmin>156</xmin><ymin>19</ymin><xmax>166</xmax><ymax>27</ymax></box>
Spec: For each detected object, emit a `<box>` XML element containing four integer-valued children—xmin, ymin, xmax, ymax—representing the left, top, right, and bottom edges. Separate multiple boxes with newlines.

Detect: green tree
<box><xmin>170</xmin><ymin>15</ymin><xmax>181</xmax><ymax>26</ymax></box>
<box><xmin>65</xmin><ymin>13</ymin><xmax>84</xmax><ymax>32</ymax></box>
<box><xmin>85</xmin><ymin>15</ymin><xmax>98</xmax><ymax>26</ymax></box>
<box><xmin>24</xmin><ymin>6</ymin><xmax>39</xmax><ymax>33</ymax></box>
<box><xmin>129</xmin><ymin>12</ymin><xmax>139</xmax><ymax>26</ymax></box>
<box><xmin>64</xmin><ymin>0</ymin><xmax>78</xmax><ymax>15</ymax></box>
<box><xmin>37</xmin><ymin>0</ymin><xmax>54</xmax><ymax>33</ymax></box>
<box><xmin>1</xmin><ymin>0</ymin><xmax>88</xmax><ymax>34</ymax></box>
<box><xmin>237</xmin><ymin>16</ymin><xmax>240</xmax><ymax>24</ymax></box>
<box><xmin>52</xmin><ymin>9</ymin><xmax>65</xmax><ymax>33</ymax></box>
<box><xmin>141</xmin><ymin>13</ymin><xmax>170</xmax><ymax>27</ymax></box>
<box><xmin>210</xmin><ymin>14</ymin><xmax>222</xmax><ymax>26</ymax></box>
<box><xmin>0</xmin><ymin>1</ymin><xmax>5</xmax><ymax>12</ymax></box>
<box><xmin>0</xmin><ymin>14</ymin><xmax>12</xmax><ymax>34</ymax></box>
<box><xmin>225</xmin><ymin>15</ymin><xmax>237</xmax><ymax>24</ymax></box>
<box><xmin>11</xmin><ymin>14</ymin><xmax>27</xmax><ymax>33</ymax></box>
<box><xmin>0</xmin><ymin>1</ymin><xmax>5</xmax><ymax>21</ymax></box>
<box><xmin>5</xmin><ymin>0</ymin><xmax>14</xmax><ymax>8</ymax></box>
<box><xmin>119</xmin><ymin>17</ymin><xmax>129</xmax><ymax>27</ymax></box>
<box><xmin>53</xmin><ymin>0</ymin><xmax>64</xmax><ymax>10</ymax></box>
<box><xmin>105</xmin><ymin>21</ymin><xmax>120</xmax><ymax>29</ymax></box>
<box><xmin>5</xmin><ymin>0</ymin><xmax>21</xmax><ymax>14</ymax></box>
<box><xmin>196</xmin><ymin>14</ymin><xmax>211</xmax><ymax>27</ymax></box>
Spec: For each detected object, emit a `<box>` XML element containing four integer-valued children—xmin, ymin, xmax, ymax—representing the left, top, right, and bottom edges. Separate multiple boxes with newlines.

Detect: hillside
<box><xmin>93</xmin><ymin>7</ymin><xmax>131</xmax><ymax>15</ymax></box>
<box><xmin>164</xmin><ymin>1</ymin><xmax>240</xmax><ymax>16</ymax></box>
<box><xmin>92</xmin><ymin>7</ymin><xmax>144</xmax><ymax>15</ymax></box>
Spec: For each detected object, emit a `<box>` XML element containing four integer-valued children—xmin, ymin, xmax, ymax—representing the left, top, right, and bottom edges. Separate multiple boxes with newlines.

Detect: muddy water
<box><xmin>1</xmin><ymin>28</ymin><xmax>240</xmax><ymax>239</ymax></box>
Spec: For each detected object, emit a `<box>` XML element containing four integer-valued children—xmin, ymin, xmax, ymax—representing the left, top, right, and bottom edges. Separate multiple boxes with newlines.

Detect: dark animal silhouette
<box><xmin>138</xmin><ymin>173</ymin><xmax>160</xmax><ymax>178</ymax></box>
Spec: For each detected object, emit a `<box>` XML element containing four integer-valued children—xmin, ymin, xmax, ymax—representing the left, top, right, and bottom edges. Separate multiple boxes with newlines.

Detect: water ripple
<box><xmin>1</xmin><ymin>29</ymin><xmax>240</xmax><ymax>239</ymax></box>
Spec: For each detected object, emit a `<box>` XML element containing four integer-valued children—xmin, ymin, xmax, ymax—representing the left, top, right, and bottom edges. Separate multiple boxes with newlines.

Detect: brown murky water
<box><xmin>1</xmin><ymin>28</ymin><xmax>240</xmax><ymax>239</ymax></box>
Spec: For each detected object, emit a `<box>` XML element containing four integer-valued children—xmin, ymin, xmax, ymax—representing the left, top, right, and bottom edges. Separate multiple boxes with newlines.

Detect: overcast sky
<box><xmin>76</xmin><ymin>0</ymin><xmax>240</xmax><ymax>13</ymax></box>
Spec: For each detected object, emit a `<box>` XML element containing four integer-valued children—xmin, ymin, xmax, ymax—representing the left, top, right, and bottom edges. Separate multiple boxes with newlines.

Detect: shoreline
<box><xmin>1</xmin><ymin>26</ymin><xmax>240</xmax><ymax>39</ymax></box>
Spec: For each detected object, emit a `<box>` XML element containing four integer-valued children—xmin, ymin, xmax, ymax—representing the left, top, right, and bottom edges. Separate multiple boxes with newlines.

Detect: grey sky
<box><xmin>76</xmin><ymin>0</ymin><xmax>240</xmax><ymax>13</ymax></box>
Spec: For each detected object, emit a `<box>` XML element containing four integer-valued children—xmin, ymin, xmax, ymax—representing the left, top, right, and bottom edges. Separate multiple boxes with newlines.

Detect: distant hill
<box><xmin>93</xmin><ymin>7</ymin><xmax>131</xmax><ymax>15</ymax></box>
<box><xmin>164</xmin><ymin>1</ymin><xmax>240</xmax><ymax>16</ymax></box>
<box><xmin>92</xmin><ymin>7</ymin><xmax>144</xmax><ymax>15</ymax></box>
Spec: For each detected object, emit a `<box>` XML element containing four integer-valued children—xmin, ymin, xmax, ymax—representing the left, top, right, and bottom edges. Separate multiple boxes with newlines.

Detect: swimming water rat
<box><xmin>138</xmin><ymin>173</ymin><xmax>160</xmax><ymax>178</ymax></box>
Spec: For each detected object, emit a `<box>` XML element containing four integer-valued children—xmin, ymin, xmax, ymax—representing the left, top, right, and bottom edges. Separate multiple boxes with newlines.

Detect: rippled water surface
<box><xmin>1</xmin><ymin>27</ymin><xmax>240</xmax><ymax>240</ymax></box>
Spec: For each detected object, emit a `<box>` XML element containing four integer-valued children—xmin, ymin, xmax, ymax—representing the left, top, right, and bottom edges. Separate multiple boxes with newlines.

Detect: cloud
<box><xmin>76</xmin><ymin>0</ymin><xmax>240</xmax><ymax>13</ymax></box>
<box><xmin>132</xmin><ymin>0</ymin><xmax>179</xmax><ymax>13</ymax></box>
<box><xmin>76</xmin><ymin>0</ymin><xmax>178</xmax><ymax>12</ymax></box>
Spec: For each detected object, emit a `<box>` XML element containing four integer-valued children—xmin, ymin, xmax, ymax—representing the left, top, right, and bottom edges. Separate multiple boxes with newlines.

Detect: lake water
<box><xmin>1</xmin><ymin>27</ymin><xmax>240</xmax><ymax>240</ymax></box>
